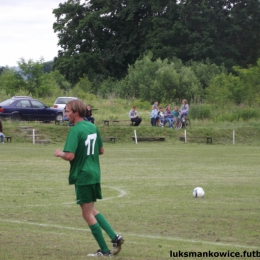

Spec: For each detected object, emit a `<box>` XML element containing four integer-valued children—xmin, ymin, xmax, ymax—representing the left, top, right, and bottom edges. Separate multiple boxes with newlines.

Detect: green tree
<box><xmin>0</xmin><ymin>68</ymin><xmax>26</xmax><ymax>95</ymax></box>
<box><xmin>152</xmin><ymin>64</ymin><xmax>179</xmax><ymax>103</ymax></box>
<box><xmin>187</xmin><ymin>59</ymin><xmax>227</xmax><ymax>89</ymax></box>
<box><xmin>18</xmin><ymin>58</ymin><xmax>45</xmax><ymax>96</ymax></box>
<box><xmin>52</xmin><ymin>0</ymin><xmax>115</xmax><ymax>84</ymax></box>
<box><xmin>232</xmin><ymin>59</ymin><xmax>260</xmax><ymax>104</ymax></box>
<box><xmin>72</xmin><ymin>74</ymin><xmax>93</xmax><ymax>99</ymax></box>
<box><xmin>38</xmin><ymin>72</ymin><xmax>63</xmax><ymax>97</ymax></box>
<box><xmin>98</xmin><ymin>77</ymin><xmax>118</xmax><ymax>98</ymax></box>
<box><xmin>52</xmin><ymin>0</ymin><xmax>156</xmax><ymax>84</ymax></box>
<box><xmin>117</xmin><ymin>53</ymin><xmax>203</xmax><ymax>103</ymax></box>
<box><xmin>205</xmin><ymin>73</ymin><xmax>233</xmax><ymax>105</ymax></box>
<box><xmin>42</xmin><ymin>61</ymin><xmax>54</xmax><ymax>74</ymax></box>
<box><xmin>206</xmin><ymin>59</ymin><xmax>260</xmax><ymax>106</ymax></box>
<box><xmin>53</xmin><ymin>0</ymin><xmax>260</xmax><ymax>85</ymax></box>
<box><xmin>228</xmin><ymin>0</ymin><xmax>260</xmax><ymax>67</ymax></box>
<box><xmin>178</xmin><ymin>66</ymin><xmax>202</xmax><ymax>102</ymax></box>
<box><xmin>148</xmin><ymin>0</ymin><xmax>260</xmax><ymax>69</ymax></box>
<box><xmin>0</xmin><ymin>66</ymin><xmax>5</xmax><ymax>76</ymax></box>
<box><xmin>51</xmin><ymin>70</ymin><xmax>71</xmax><ymax>91</ymax></box>
<box><xmin>15</xmin><ymin>58</ymin><xmax>71</xmax><ymax>97</ymax></box>
<box><xmin>122</xmin><ymin>54</ymin><xmax>168</xmax><ymax>101</ymax></box>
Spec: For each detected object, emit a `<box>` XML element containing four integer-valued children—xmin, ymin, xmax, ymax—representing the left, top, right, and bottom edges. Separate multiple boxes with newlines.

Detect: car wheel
<box><xmin>11</xmin><ymin>114</ymin><xmax>21</xmax><ymax>121</ymax></box>
<box><xmin>55</xmin><ymin>113</ymin><xmax>63</xmax><ymax>122</ymax></box>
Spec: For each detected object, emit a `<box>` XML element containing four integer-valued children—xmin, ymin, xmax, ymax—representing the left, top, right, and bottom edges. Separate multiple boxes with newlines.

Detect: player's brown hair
<box><xmin>67</xmin><ymin>100</ymin><xmax>86</xmax><ymax>118</ymax></box>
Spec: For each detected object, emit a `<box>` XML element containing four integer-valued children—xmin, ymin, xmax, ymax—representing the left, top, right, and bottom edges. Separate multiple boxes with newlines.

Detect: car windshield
<box><xmin>0</xmin><ymin>99</ymin><xmax>16</xmax><ymax>106</ymax></box>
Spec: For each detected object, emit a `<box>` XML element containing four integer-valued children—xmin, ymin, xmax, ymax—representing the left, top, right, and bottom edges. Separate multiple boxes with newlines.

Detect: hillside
<box><xmin>2</xmin><ymin>119</ymin><xmax>260</xmax><ymax>145</ymax></box>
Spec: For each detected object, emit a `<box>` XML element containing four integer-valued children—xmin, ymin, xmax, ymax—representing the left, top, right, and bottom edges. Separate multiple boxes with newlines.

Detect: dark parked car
<box><xmin>0</xmin><ymin>97</ymin><xmax>63</xmax><ymax>121</ymax></box>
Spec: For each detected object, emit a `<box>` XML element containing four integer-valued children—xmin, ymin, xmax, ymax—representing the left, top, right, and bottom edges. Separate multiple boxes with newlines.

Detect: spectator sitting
<box><xmin>85</xmin><ymin>104</ymin><xmax>95</xmax><ymax>124</ymax></box>
<box><xmin>128</xmin><ymin>106</ymin><xmax>142</xmax><ymax>126</ymax></box>
<box><xmin>152</xmin><ymin>101</ymin><xmax>160</xmax><ymax>125</ymax></box>
<box><xmin>150</xmin><ymin>105</ymin><xmax>159</xmax><ymax>126</ymax></box>
<box><xmin>158</xmin><ymin>107</ymin><xmax>165</xmax><ymax>127</ymax></box>
<box><xmin>164</xmin><ymin>105</ymin><xmax>173</xmax><ymax>128</ymax></box>
<box><xmin>172</xmin><ymin>106</ymin><xmax>179</xmax><ymax>125</ymax></box>
<box><xmin>180</xmin><ymin>99</ymin><xmax>189</xmax><ymax>121</ymax></box>
<box><xmin>0</xmin><ymin>120</ymin><xmax>5</xmax><ymax>144</ymax></box>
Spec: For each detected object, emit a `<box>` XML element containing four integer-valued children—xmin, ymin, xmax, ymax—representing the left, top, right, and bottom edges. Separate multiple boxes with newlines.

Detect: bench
<box><xmin>102</xmin><ymin>136</ymin><xmax>116</xmax><ymax>143</ymax></box>
<box><xmin>131</xmin><ymin>136</ymin><xmax>165</xmax><ymax>142</ymax></box>
<box><xmin>179</xmin><ymin>136</ymin><xmax>213</xmax><ymax>144</ymax></box>
<box><xmin>55</xmin><ymin>120</ymin><xmax>73</xmax><ymax>126</ymax></box>
<box><xmin>103</xmin><ymin>120</ymin><xmax>134</xmax><ymax>126</ymax></box>
<box><xmin>103</xmin><ymin>120</ymin><xmax>110</xmax><ymax>126</ymax></box>
<box><xmin>55</xmin><ymin>120</ymin><xmax>63</xmax><ymax>125</ymax></box>
<box><xmin>113</xmin><ymin>120</ymin><xmax>134</xmax><ymax>126</ymax></box>
<box><xmin>5</xmin><ymin>136</ymin><xmax>12</xmax><ymax>142</ymax></box>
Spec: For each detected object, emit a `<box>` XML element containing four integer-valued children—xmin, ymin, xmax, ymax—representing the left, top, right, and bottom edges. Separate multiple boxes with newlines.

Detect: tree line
<box><xmin>52</xmin><ymin>0</ymin><xmax>260</xmax><ymax>85</ymax></box>
<box><xmin>1</xmin><ymin>56</ymin><xmax>260</xmax><ymax>107</ymax></box>
<box><xmin>1</xmin><ymin>0</ymin><xmax>260</xmax><ymax>107</ymax></box>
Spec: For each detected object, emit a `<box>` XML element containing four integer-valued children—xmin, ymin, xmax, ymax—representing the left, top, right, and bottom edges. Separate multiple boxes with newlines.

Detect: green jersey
<box><xmin>63</xmin><ymin>120</ymin><xmax>103</xmax><ymax>186</ymax></box>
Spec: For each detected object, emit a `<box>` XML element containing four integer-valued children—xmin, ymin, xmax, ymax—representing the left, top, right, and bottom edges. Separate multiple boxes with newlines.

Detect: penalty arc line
<box><xmin>0</xmin><ymin>219</ymin><xmax>258</xmax><ymax>250</ymax></box>
<box><xmin>0</xmin><ymin>185</ymin><xmax>258</xmax><ymax>250</ymax></box>
<box><xmin>62</xmin><ymin>185</ymin><xmax>127</xmax><ymax>204</ymax></box>
<box><xmin>0</xmin><ymin>186</ymin><xmax>127</xmax><ymax>208</ymax></box>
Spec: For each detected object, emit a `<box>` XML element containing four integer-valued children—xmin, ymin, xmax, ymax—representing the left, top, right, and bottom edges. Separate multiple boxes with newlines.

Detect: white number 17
<box><xmin>85</xmin><ymin>133</ymin><xmax>97</xmax><ymax>155</ymax></box>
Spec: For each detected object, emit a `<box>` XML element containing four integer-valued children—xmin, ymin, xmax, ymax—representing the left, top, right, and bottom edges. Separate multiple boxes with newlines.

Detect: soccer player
<box><xmin>54</xmin><ymin>100</ymin><xmax>123</xmax><ymax>257</ymax></box>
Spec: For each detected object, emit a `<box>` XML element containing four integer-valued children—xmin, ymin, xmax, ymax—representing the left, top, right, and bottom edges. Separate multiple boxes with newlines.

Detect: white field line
<box><xmin>62</xmin><ymin>186</ymin><xmax>127</xmax><ymax>204</ymax></box>
<box><xmin>0</xmin><ymin>184</ymin><xmax>258</xmax><ymax>249</ymax></box>
<box><xmin>0</xmin><ymin>219</ymin><xmax>258</xmax><ymax>250</ymax></box>
<box><xmin>101</xmin><ymin>185</ymin><xmax>127</xmax><ymax>200</ymax></box>
<box><xmin>0</xmin><ymin>186</ymin><xmax>127</xmax><ymax>208</ymax></box>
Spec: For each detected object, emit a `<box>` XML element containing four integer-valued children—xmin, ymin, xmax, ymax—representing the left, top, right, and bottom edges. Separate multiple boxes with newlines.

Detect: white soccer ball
<box><xmin>193</xmin><ymin>187</ymin><xmax>205</xmax><ymax>198</ymax></box>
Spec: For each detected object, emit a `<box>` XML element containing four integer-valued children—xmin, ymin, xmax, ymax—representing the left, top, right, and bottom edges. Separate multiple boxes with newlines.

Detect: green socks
<box><xmin>89</xmin><ymin>223</ymin><xmax>110</xmax><ymax>253</ymax></box>
<box><xmin>95</xmin><ymin>213</ymin><xmax>117</xmax><ymax>241</ymax></box>
<box><xmin>89</xmin><ymin>213</ymin><xmax>117</xmax><ymax>253</ymax></box>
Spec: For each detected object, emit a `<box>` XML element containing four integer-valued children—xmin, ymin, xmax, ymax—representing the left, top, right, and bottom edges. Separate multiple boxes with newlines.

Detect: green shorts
<box><xmin>75</xmin><ymin>183</ymin><xmax>102</xmax><ymax>205</ymax></box>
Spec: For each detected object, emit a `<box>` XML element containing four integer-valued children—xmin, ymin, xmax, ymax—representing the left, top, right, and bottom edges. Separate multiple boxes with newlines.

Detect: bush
<box><xmin>212</xmin><ymin>106</ymin><xmax>260</xmax><ymax>122</ymax></box>
<box><xmin>237</xmin><ymin>108</ymin><xmax>259</xmax><ymax>121</ymax></box>
<box><xmin>213</xmin><ymin>112</ymin><xmax>238</xmax><ymax>122</ymax></box>
<box><xmin>132</xmin><ymin>99</ymin><xmax>151</xmax><ymax>110</ymax></box>
<box><xmin>189</xmin><ymin>104</ymin><xmax>211</xmax><ymax>120</ymax></box>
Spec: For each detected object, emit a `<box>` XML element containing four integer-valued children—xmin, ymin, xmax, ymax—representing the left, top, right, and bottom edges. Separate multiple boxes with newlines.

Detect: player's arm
<box><xmin>54</xmin><ymin>149</ymin><xmax>75</xmax><ymax>161</ymax></box>
<box><xmin>99</xmin><ymin>147</ymin><xmax>104</xmax><ymax>155</ymax></box>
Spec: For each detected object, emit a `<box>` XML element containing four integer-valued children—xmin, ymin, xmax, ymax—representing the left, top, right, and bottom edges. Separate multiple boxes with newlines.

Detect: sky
<box><xmin>0</xmin><ymin>0</ymin><xmax>64</xmax><ymax>67</ymax></box>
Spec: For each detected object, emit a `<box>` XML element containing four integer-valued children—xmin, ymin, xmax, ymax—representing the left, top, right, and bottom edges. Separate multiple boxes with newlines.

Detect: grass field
<box><xmin>0</xmin><ymin>142</ymin><xmax>259</xmax><ymax>260</ymax></box>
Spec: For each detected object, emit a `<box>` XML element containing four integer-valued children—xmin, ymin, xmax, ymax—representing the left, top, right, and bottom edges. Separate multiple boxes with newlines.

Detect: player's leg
<box><xmin>76</xmin><ymin>184</ymin><xmax>110</xmax><ymax>256</ymax></box>
<box><xmin>93</xmin><ymin>209</ymin><xmax>124</xmax><ymax>255</ymax></box>
<box><xmin>81</xmin><ymin>202</ymin><xmax>110</xmax><ymax>255</ymax></box>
